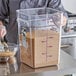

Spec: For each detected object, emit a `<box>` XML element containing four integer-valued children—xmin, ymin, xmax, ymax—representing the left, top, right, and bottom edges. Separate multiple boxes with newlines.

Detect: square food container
<box><xmin>17</xmin><ymin>8</ymin><xmax>63</xmax><ymax>68</ymax></box>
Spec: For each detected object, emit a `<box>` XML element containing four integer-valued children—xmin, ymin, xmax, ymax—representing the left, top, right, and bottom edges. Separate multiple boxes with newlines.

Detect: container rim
<box><xmin>16</xmin><ymin>7</ymin><xmax>63</xmax><ymax>14</ymax></box>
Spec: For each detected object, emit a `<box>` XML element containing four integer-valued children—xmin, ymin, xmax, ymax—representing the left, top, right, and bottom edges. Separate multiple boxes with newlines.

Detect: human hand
<box><xmin>0</xmin><ymin>21</ymin><xmax>7</xmax><ymax>39</ymax></box>
<box><xmin>0</xmin><ymin>25</ymin><xmax>7</xmax><ymax>38</ymax></box>
<box><xmin>62</xmin><ymin>16</ymin><xmax>67</xmax><ymax>26</ymax></box>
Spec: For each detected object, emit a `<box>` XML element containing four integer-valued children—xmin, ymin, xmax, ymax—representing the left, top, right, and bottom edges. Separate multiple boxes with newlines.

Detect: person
<box><xmin>0</xmin><ymin>0</ymin><xmax>67</xmax><ymax>44</ymax></box>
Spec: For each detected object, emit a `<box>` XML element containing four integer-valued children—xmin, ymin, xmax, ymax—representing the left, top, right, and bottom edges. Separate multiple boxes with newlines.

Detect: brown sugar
<box><xmin>20</xmin><ymin>30</ymin><xmax>60</xmax><ymax>68</ymax></box>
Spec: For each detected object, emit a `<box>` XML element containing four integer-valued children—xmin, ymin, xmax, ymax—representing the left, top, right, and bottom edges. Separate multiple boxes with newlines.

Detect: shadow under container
<box><xmin>17</xmin><ymin>8</ymin><xmax>63</xmax><ymax>68</ymax></box>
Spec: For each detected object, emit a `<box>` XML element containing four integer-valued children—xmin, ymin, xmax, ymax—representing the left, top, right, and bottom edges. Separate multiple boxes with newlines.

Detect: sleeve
<box><xmin>47</xmin><ymin>0</ymin><xmax>68</xmax><ymax>17</ymax></box>
<box><xmin>0</xmin><ymin>0</ymin><xmax>9</xmax><ymax>21</ymax></box>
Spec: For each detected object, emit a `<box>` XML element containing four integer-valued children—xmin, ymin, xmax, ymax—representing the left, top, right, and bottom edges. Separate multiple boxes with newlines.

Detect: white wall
<box><xmin>61</xmin><ymin>0</ymin><xmax>76</xmax><ymax>14</ymax></box>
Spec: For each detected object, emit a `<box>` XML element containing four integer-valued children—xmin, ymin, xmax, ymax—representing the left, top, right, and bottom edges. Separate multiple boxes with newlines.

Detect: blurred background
<box><xmin>61</xmin><ymin>0</ymin><xmax>76</xmax><ymax>60</ymax></box>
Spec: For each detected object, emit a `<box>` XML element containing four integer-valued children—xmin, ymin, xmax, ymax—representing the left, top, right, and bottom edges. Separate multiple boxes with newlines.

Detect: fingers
<box><xmin>62</xmin><ymin>16</ymin><xmax>67</xmax><ymax>26</ymax></box>
<box><xmin>63</xmin><ymin>16</ymin><xmax>67</xmax><ymax>25</ymax></box>
<box><xmin>0</xmin><ymin>26</ymin><xmax>7</xmax><ymax>38</ymax></box>
<box><xmin>0</xmin><ymin>29</ymin><xmax>7</xmax><ymax>38</ymax></box>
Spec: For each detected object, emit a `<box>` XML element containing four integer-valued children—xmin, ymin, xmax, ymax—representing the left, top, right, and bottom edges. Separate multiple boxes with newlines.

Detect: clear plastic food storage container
<box><xmin>0</xmin><ymin>42</ymin><xmax>18</xmax><ymax>62</ymax></box>
<box><xmin>17</xmin><ymin>8</ymin><xmax>63</xmax><ymax>68</ymax></box>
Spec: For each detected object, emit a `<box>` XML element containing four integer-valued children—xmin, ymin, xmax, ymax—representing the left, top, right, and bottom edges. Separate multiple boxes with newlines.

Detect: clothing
<box><xmin>0</xmin><ymin>0</ymin><xmax>67</xmax><ymax>44</ymax></box>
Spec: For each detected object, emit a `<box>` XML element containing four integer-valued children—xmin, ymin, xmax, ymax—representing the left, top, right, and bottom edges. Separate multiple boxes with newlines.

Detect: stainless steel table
<box><xmin>2</xmin><ymin>50</ymin><xmax>76</xmax><ymax>76</ymax></box>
